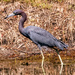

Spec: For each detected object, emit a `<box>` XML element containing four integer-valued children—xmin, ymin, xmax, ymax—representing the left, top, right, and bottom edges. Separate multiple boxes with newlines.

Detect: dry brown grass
<box><xmin>0</xmin><ymin>1</ymin><xmax>75</xmax><ymax>59</ymax></box>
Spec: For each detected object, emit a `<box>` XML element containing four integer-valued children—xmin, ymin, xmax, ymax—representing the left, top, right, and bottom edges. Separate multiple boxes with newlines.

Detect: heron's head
<box><xmin>5</xmin><ymin>9</ymin><xmax>23</xmax><ymax>19</ymax></box>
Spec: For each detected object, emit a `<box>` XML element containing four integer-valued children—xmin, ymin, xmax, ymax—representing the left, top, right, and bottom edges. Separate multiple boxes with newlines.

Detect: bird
<box><xmin>5</xmin><ymin>9</ymin><xmax>68</xmax><ymax>75</ymax></box>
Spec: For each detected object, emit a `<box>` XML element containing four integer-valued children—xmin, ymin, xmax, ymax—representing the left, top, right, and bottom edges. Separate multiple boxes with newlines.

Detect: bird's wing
<box><xmin>25</xmin><ymin>26</ymin><xmax>56</xmax><ymax>40</ymax></box>
<box><xmin>32</xmin><ymin>27</ymin><xmax>57</xmax><ymax>40</ymax></box>
<box><xmin>28</xmin><ymin>27</ymin><xmax>57</xmax><ymax>46</ymax></box>
<box><xmin>25</xmin><ymin>26</ymin><xmax>68</xmax><ymax>49</ymax></box>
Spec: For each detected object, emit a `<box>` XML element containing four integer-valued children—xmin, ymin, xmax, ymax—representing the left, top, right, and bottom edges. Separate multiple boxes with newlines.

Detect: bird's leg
<box><xmin>38</xmin><ymin>45</ymin><xmax>45</xmax><ymax>75</ymax></box>
<box><xmin>56</xmin><ymin>50</ymin><xmax>63</xmax><ymax>75</ymax></box>
<box><xmin>40</xmin><ymin>50</ymin><xmax>45</xmax><ymax>75</ymax></box>
<box><xmin>40</xmin><ymin>50</ymin><xmax>44</xmax><ymax>69</ymax></box>
<box><xmin>58</xmin><ymin>54</ymin><xmax>63</xmax><ymax>75</ymax></box>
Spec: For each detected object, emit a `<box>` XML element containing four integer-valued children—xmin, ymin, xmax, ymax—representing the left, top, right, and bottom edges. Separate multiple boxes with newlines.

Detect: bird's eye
<box><xmin>13</xmin><ymin>11</ymin><xmax>17</xmax><ymax>15</ymax></box>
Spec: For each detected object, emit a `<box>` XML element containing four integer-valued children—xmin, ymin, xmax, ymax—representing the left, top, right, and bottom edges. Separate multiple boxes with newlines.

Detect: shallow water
<box><xmin>0</xmin><ymin>59</ymin><xmax>75</xmax><ymax>75</ymax></box>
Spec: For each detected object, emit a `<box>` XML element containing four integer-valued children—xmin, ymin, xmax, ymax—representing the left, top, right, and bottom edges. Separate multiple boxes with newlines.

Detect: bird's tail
<box><xmin>55</xmin><ymin>40</ymin><xmax>68</xmax><ymax>50</ymax></box>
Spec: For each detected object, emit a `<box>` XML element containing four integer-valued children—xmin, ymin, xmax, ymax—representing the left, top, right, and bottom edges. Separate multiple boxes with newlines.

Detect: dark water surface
<box><xmin>0</xmin><ymin>59</ymin><xmax>74</xmax><ymax>75</ymax></box>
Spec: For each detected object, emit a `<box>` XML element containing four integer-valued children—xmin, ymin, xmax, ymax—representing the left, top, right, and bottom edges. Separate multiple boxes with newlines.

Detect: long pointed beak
<box><xmin>5</xmin><ymin>13</ymin><xmax>15</xmax><ymax>19</ymax></box>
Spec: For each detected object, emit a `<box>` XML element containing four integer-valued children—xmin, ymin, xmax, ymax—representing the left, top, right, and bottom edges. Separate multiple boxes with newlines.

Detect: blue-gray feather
<box><xmin>22</xmin><ymin>26</ymin><xmax>68</xmax><ymax>50</ymax></box>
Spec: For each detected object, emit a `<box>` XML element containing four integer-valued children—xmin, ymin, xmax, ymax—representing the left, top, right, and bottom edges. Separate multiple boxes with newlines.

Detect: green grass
<box><xmin>0</xmin><ymin>0</ymin><xmax>64</xmax><ymax>9</ymax></box>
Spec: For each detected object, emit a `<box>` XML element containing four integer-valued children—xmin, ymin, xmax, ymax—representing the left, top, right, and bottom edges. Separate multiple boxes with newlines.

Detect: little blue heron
<box><xmin>5</xmin><ymin>9</ymin><xmax>68</xmax><ymax>75</ymax></box>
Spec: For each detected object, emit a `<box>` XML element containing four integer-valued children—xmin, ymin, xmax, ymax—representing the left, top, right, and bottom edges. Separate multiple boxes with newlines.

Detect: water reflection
<box><xmin>0</xmin><ymin>60</ymin><xmax>74</xmax><ymax>75</ymax></box>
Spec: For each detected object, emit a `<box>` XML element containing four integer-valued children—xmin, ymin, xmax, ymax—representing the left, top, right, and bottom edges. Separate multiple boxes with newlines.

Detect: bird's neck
<box><xmin>19</xmin><ymin>12</ymin><xmax>27</xmax><ymax>33</ymax></box>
